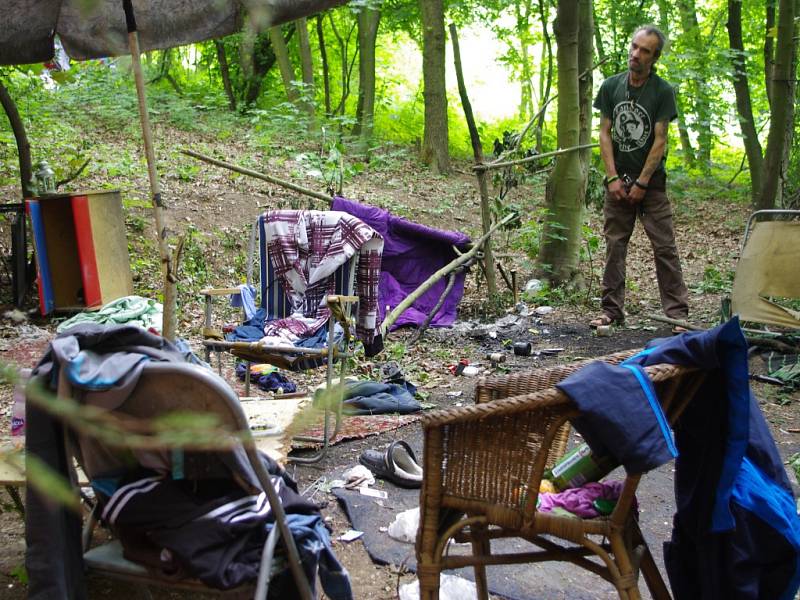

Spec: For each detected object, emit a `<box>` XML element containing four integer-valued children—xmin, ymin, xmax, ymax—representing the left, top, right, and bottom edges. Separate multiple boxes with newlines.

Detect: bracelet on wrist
<box><xmin>603</xmin><ymin>175</ymin><xmax>619</xmax><ymax>188</ymax></box>
<box><xmin>633</xmin><ymin>179</ymin><xmax>648</xmax><ymax>190</ymax></box>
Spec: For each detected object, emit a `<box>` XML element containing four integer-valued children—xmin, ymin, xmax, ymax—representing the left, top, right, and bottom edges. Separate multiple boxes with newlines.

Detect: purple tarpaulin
<box><xmin>332</xmin><ymin>197</ymin><xmax>471</xmax><ymax>330</ymax></box>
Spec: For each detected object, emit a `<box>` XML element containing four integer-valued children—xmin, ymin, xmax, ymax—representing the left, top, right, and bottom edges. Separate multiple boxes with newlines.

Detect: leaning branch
<box><xmin>380</xmin><ymin>212</ymin><xmax>518</xmax><ymax>336</ymax></box>
<box><xmin>182</xmin><ymin>149</ymin><xmax>332</xmax><ymax>202</ymax></box>
<box><xmin>474</xmin><ymin>143</ymin><xmax>598</xmax><ymax>172</ymax></box>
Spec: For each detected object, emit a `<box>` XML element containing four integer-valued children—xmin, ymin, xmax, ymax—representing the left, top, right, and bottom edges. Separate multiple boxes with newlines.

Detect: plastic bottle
<box><xmin>11</xmin><ymin>368</ymin><xmax>31</xmax><ymax>441</ymax></box>
<box><xmin>543</xmin><ymin>443</ymin><xmax>617</xmax><ymax>491</ymax></box>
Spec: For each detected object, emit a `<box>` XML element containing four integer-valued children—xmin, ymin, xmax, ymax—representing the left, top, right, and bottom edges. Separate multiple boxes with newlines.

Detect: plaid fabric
<box><xmin>264</xmin><ymin>210</ymin><xmax>383</xmax><ymax>343</ymax></box>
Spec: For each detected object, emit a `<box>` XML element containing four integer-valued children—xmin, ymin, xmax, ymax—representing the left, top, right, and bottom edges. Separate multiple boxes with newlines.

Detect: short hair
<box><xmin>633</xmin><ymin>25</ymin><xmax>668</xmax><ymax>60</ymax></box>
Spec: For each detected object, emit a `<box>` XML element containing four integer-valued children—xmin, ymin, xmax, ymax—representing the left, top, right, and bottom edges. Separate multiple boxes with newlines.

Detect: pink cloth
<box><xmin>264</xmin><ymin>210</ymin><xmax>383</xmax><ymax>343</ymax></box>
<box><xmin>537</xmin><ymin>480</ymin><xmax>634</xmax><ymax>518</ymax></box>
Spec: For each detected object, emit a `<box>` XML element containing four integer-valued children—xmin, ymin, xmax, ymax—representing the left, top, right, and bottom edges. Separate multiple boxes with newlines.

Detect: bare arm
<box><xmin>628</xmin><ymin>119</ymin><xmax>669</xmax><ymax>204</ymax></box>
<box><xmin>599</xmin><ymin>116</ymin><xmax>625</xmax><ymax>201</ymax></box>
<box><xmin>638</xmin><ymin>119</ymin><xmax>669</xmax><ymax>186</ymax></box>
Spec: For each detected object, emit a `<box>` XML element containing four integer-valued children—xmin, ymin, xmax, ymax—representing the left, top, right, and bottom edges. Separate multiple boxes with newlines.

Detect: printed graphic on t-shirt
<box><xmin>612</xmin><ymin>101</ymin><xmax>651</xmax><ymax>152</ymax></box>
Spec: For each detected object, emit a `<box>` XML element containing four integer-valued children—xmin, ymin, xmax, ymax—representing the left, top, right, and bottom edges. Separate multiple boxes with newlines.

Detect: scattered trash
<box><xmin>539</xmin><ymin>347</ymin><xmax>564</xmax><ymax>356</ymax></box>
<box><xmin>446</xmin><ymin>390</ymin><xmax>464</xmax><ymax>397</ymax></box>
<box><xmin>461</xmin><ymin>365</ymin><xmax>480</xmax><ymax>376</ymax></box>
<box><xmin>534</xmin><ymin>306</ymin><xmax>554</xmax><ymax>316</ymax></box>
<box><xmin>448</xmin><ymin>359</ymin><xmax>470</xmax><ymax>375</ymax></box>
<box><xmin>387</xmin><ymin>507</ymin><xmax>419</xmax><ymax>543</ymax></box>
<box><xmin>486</xmin><ymin>352</ymin><xmax>505</xmax><ymax>365</ymax></box>
<box><xmin>2</xmin><ymin>309</ymin><xmax>27</xmax><ymax>323</ymax></box>
<box><xmin>342</xmin><ymin>465</ymin><xmax>376</xmax><ymax>489</ymax></box>
<box><xmin>514</xmin><ymin>302</ymin><xmax>531</xmax><ymax>316</ymax></box>
<box><xmin>524</xmin><ymin>279</ymin><xmax>544</xmax><ymax>294</ymax></box>
<box><xmin>513</xmin><ymin>342</ymin><xmax>533</xmax><ymax>356</ymax></box>
<box><xmin>10</xmin><ymin>368</ymin><xmax>31</xmax><ymax>438</ymax></box>
<box><xmin>359</xmin><ymin>487</ymin><xmax>388</xmax><ymax>499</ymax></box>
<box><xmin>596</xmin><ymin>325</ymin><xmax>612</xmax><ymax>337</ymax></box>
<box><xmin>338</xmin><ymin>530</ymin><xmax>364</xmax><ymax>543</ymax></box>
<box><xmin>488</xmin><ymin>330</ymin><xmax>498</xmax><ymax>339</ymax></box>
<box><xmin>399</xmin><ymin>573</ymin><xmax>478</xmax><ymax>600</ymax></box>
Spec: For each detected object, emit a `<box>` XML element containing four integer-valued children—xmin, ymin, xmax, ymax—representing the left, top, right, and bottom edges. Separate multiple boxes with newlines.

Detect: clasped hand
<box><xmin>608</xmin><ymin>179</ymin><xmax>645</xmax><ymax>205</ymax></box>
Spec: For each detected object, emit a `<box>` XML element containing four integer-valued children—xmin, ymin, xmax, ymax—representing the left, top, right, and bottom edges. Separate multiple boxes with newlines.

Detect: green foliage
<box><xmin>10</xmin><ymin>565</ymin><xmax>27</xmax><ymax>585</ymax></box>
<box><xmin>690</xmin><ymin>266</ymin><xmax>735</xmax><ymax>295</ymax></box>
<box><xmin>179</xmin><ymin>226</ymin><xmax>210</xmax><ymax>287</ymax></box>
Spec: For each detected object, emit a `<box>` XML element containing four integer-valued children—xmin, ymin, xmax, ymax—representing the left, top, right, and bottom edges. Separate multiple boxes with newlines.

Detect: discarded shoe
<box><xmin>358</xmin><ymin>440</ymin><xmax>423</xmax><ymax>489</ymax></box>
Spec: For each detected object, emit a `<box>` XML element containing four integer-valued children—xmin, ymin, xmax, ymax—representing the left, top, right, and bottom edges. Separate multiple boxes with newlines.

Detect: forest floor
<box><xmin>0</xmin><ymin>115</ymin><xmax>798</xmax><ymax>599</ymax></box>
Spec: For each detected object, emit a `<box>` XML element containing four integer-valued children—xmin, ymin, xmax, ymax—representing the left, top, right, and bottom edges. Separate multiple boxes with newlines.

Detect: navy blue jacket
<box><xmin>558</xmin><ymin>318</ymin><xmax>800</xmax><ymax>599</ymax></box>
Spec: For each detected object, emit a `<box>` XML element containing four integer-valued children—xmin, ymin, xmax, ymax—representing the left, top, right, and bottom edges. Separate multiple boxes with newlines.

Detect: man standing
<box><xmin>591</xmin><ymin>25</ymin><xmax>689</xmax><ymax>332</ymax></box>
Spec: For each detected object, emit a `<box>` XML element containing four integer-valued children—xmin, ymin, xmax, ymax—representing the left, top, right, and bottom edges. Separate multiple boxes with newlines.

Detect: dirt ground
<box><xmin>0</xmin><ymin>137</ymin><xmax>798</xmax><ymax>599</ymax></box>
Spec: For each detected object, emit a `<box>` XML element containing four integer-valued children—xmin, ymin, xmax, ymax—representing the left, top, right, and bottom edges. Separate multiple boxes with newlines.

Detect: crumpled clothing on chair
<box><xmin>265</xmin><ymin>209</ymin><xmax>383</xmax><ymax>344</ymax></box>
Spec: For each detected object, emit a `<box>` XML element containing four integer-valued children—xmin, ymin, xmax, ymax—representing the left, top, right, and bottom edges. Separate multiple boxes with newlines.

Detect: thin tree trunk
<box><xmin>536</xmin><ymin>0</ymin><xmax>584</xmax><ymax>285</ymax></box>
<box><xmin>765</xmin><ymin>0</ymin><xmax>777</xmax><ymax>106</ymax></box>
<box><xmin>674</xmin><ymin>90</ymin><xmax>697</xmax><ymax>168</ymax></box>
<box><xmin>677</xmin><ymin>0</ymin><xmax>714</xmax><ymax>169</ymax></box>
<box><xmin>296</xmin><ymin>17</ymin><xmax>315</xmax><ymax>116</ymax></box>
<box><xmin>0</xmin><ymin>79</ymin><xmax>34</xmax><ymax>197</ymax></box>
<box><xmin>353</xmin><ymin>5</ymin><xmax>381</xmax><ymax>144</ymax></box>
<box><xmin>757</xmin><ymin>0</ymin><xmax>796</xmax><ymax>209</ymax></box>
<box><xmin>578</xmin><ymin>0</ymin><xmax>594</xmax><ymax>168</ymax></box>
<box><xmin>269</xmin><ymin>25</ymin><xmax>299</xmax><ymax>103</ymax></box>
<box><xmin>727</xmin><ymin>0</ymin><xmax>764</xmax><ymax>203</ymax></box>
<box><xmin>317</xmin><ymin>15</ymin><xmax>332</xmax><ymax>116</ymax></box>
<box><xmin>449</xmin><ymin>23</ymin><xmax>496</xmax><ymax>298</ymax></box>
<box><xmin>536</xmin><ymin>0</ymin><xmax>553</xmax><ymax>153</ymax></box>
<box><xmin>215</xmin><ymin>40</ymin><xmax>237</xmax><ymax>111</ymax></box>
<box><xmin>419</xmin><ymin>0</ymin><xmax>450</xmax><ymax>174</ymax></box>
<box><xmin>328</xmin><ymin>13</ymin><xmax>358</xmax><ymax>116</ymax></box>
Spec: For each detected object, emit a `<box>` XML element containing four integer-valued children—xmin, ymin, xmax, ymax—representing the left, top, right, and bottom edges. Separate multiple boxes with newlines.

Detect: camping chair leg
<box><xmin>245</xmin><ymin>360</ymin><xmax>252</xmax><ymax>397</ymax></box>
<box><xmin>289</xmin><ymin>318</ymin><xmax>344</xmax><ymax>465</ymax></box>
<box><xmin>254</xmin><ymin>523</ymin><xmax>281</xmax><ymax>600</ymax></box>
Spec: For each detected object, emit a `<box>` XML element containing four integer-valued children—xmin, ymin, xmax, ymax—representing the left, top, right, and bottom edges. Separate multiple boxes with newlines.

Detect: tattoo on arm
<box><xmin>639</xmin><ymin>120</ymin><xmax>669</xmax><ymax>182</ymax></box>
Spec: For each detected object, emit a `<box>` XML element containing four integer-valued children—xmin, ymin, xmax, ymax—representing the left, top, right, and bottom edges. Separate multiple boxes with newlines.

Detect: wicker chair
<box><xmin>417</xmin><ymin>355</ymin><xmax>707</xmax><ymax>600</ymax></box>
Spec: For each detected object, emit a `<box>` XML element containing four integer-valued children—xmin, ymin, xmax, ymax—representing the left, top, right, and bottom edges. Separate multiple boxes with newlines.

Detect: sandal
<box><xmin>589</xmin><ymin>314</ymin><xmax>619</xmax><ymax>329</ymax></box>
<box><xmin>358</xmin><ymin>440</ymin><xmax>423</xmax><ymax>489</ymax></box>
<box><xmin>671</xmin><ymin>325</ymin><xmax>689</xmax><ymax>335</ymax></box>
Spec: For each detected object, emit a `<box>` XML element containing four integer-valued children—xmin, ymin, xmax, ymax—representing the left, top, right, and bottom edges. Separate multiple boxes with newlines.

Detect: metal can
<box><xmin>513</xmin><ymin>342</ymin><xmax>532</xmax><ymax>356</ymax></box>
<box><xmin>486</xmin><ymin>352</ymin><xmax>506</xmax><ymax>363</ymax></box>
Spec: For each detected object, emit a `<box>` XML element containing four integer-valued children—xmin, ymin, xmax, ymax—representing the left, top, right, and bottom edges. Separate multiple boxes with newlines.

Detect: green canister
<box><xmin>543</xmin><ymin>443</ymin><xmax>616</xmax><ymax>491</ymax></box>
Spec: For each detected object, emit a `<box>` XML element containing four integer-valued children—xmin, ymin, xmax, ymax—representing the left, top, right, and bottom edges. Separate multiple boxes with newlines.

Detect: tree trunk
<box><xmin>727</xmin><ymin>0</ymin><xmax>764</xmax><ymax>203</ymax></box>
<box><xmin>536</xmin><ymin>0</ymin><xmax>585</xmax><ymax>285</ymax></box>
<box><xmin>296</xmin><ymin>17</ymin><xmax>316</xmax><ymax>116</ymax></box>
<box><xmin>353</xmin><ymin>5</ymin><xmax>381</xmax><ymax>145</ymax></box>
<box><xmin>316</xmin><ymin>15</ymin><xmax>332</xmax><ymax>116</ymax></box>
<box><xmin>765</xmin><ymin>0</ymin><xmax>777</xmax><ymax>106</ymax></box>
<box><xmin>676</xmin><ymin>0</ymin><xmax>714</xmax><ymax>169</ymax></box>
<box><xmin>215</xmin><ymin>40</ymin><xmax>237</xmax><ymax>111</ymax></box>
<box><xmin>449</xmin><ymin>23</ymin><xmax>497</xmax><ymax>298</ymax></box>
<box><xmin>578</xmin><ymin>0</ymin><xmax>594</xmax><ymax>168</ymax></box>
<box><xmin>0</xmin><ymin>79</ymin><xmax>34</xmax><ymax>198</ymax></box>
<box><xmin>419</xmin><ymin>0</ymin><xmax>450</xmax><ymax>174</ymax></box>
<box><xmin>269</xmin><ymin>25</ymin><xmax>299</xmax><ymax>103</ymax></box>
<box><xmin>536</xmin><ymin>0</ymin><xmax>553</xmax><ymax>153</ymax></box>
<box><xmin>757</xmin><ymin>0</ymin><xmax>796</xmax><ymax>209</ymax></box>
<box><xmin>328</xmin><ymin>12</ymin><xmax>358</xmax><ymax>116</ymax></box>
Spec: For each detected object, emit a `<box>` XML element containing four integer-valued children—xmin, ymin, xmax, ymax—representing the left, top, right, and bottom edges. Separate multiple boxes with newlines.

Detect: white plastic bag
<box><xmin>399</xmin><ymin>574</ymin><xmax>477</xmax><ymax>600</ymax></box>
<box><xmin>387</xmin><ymin>507</ymin><xmax>419</xmax><ymax>543</ymax></box>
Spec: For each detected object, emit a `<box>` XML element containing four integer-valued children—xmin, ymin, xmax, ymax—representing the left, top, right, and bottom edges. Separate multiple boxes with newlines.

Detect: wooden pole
<box><xmin>474</xmin><ymin>143</ymin><xmax>598</xmax><ymax>172</ymax></box>
<box><xmin>181</xmin><ymin>149</ymin><xmax>332</xmax><ymax>202</ymax></box>
<box><xmin>380</xmin><ymin>212</ymin><xmax>517</xmax><ymax>336</ymax></box>
<box><xmin>449</xmin><ymin>23</ymin><xmax>497</xmax><ymax>298</ymax></box>
<box><xmin>124</xmin><ymin>0</ymin><xmax>177</xmax><ymax>341</ymax></box>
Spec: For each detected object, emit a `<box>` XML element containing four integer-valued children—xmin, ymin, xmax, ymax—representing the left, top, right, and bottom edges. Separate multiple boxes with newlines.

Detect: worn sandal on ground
<box><xmin>589</xmin><ymin>315</ymin><xmax>619</xmax><ymax>329</ymax></box>
<box><xmin>671</xmin><ymin>325</ymin><xmax>689</xmax><ymax>335</ymax></box>
<box><xmin>358</xmin><ymin>440</ymin><xmax>423</xmax><ymax>489</ymax></box>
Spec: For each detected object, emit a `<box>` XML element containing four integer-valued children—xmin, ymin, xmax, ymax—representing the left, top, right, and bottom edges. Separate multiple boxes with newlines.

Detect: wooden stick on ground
<box><xmin>647</xmin><ymin>313</ymin><xmax>800</xmax><ymax>353</ymax></box>
<box><xmin>380</xmin><ymin>212</ymin><xmax>518</xmax><ymax>337</ymax></box>
<box><xmin>182</xmin><ymin>149</ymin><xmax>332</xmax><ymax>202</ymax></box>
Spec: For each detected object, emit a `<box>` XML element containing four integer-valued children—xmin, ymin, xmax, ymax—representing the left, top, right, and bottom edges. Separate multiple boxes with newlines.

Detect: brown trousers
<box><xmin>601</xmin><ymin>187</ymin><xmax>689</xmax><ymax>322</ymax></box>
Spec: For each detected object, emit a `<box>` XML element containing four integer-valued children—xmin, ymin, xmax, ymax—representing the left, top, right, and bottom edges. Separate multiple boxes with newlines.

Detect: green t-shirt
<box><xmin>593</xmin><ymin>71</ymin><xmax>677</xmax><ymax>176</ymax></box>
